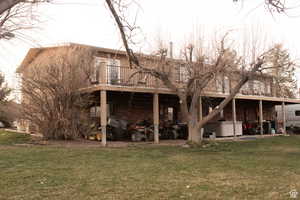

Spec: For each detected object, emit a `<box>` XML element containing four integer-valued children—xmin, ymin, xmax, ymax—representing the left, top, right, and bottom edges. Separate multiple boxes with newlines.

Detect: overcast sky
<box><xmin>1</xmin><ymin>0</ymin><xmax>300</xmax><ymax>91</ymax></box>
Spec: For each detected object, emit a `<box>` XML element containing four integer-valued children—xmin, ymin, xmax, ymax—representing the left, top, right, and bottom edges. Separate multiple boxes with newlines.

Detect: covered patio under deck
<box><xmin>88</xmin><ymin>85</ymin><xmax>299</xmax><ymax>146</ymax></box>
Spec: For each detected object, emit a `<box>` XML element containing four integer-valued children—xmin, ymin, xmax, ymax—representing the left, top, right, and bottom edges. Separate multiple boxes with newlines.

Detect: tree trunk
<box><xmin>0</xmin><ymin>0</ymin><xmax>22</xmax><ymax>15</ymax></box>
<box><xmin>188</xmin><ymin>122</ymin><xmax>202</xmax><ymax>143</ymax></box>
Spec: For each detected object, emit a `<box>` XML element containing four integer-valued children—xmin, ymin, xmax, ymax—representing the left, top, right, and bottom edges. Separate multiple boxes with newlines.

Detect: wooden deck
<box><xmin>81</xmin><ymin>83</ymin><xmax>300</xmax><ymax>104</ymax></box>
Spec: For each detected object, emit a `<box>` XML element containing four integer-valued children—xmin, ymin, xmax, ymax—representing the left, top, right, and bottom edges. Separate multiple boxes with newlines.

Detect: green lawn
<box><xmin>0</xmin><ymin>130</ymin><xmax>31</xmax><ymax>145</ymax></box>
<box><xmin>0</xmin><ymin>131</ymin><xmax>300</xmax><ymax>200</ymax></box>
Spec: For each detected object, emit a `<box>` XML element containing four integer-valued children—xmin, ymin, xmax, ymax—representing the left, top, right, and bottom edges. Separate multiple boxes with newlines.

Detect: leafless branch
<box><xmin>106</xmin><ymin>0</ymin><xmax>292</xmax><ymax>142</ymax></box>
<box><xmin>20</xmin><ymin>45</ymin><xmax>95</xmax><ymax>139</ymax></box>
<box><xmin>0</xmin><ymin>0</ymin><xmax>50</xmax><ymax>41</ymax></box>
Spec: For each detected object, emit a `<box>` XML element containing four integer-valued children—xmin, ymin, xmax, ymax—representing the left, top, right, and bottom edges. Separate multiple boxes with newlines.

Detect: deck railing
<box><xmin>105</xmin><ymin>65</ymin><xmax>159</xmax><ymax>88</ymax></box>
<box><xmin>91</xmin><ymin>64</ymin><xmax>293</xmax><ymax>98</ymax></box>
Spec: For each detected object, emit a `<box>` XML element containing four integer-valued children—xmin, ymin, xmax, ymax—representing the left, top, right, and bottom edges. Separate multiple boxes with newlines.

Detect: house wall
<box><xmin>17</xmin><ymin>44</ymin><xmax>276</xmax><ymax>98</ymax></box>
<box><xmin>229</xmin><ymin>72</ymin><xmax>273</xmax><ymax>96</ymax></box>
<box><xmin>106</xmin><ymin>92</ymin><xmax>180</xmax><ymax>124</ymax></box>
<box><xmin>108</xmin><ymin>92</ymin><xmax>153</xmax><ymax>123</ymax></box>
<box><xmin>18</xmin><ymin>44</ymin><xmax>292</xmax><ymax>100</ymax></box>
<box><xmin>222</xmin><ymin>100</ymin><xmax>275</xmax><ymax>122</ymax></box>
<box><xmin>105</xmin><ymin>92</ymin><xmax>276</xmax><ymax>125</ymax></box>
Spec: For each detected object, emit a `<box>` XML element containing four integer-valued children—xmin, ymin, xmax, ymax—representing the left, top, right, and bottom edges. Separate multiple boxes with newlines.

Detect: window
<box><xmin>92</xmin><ymin>57</ymin><xmax>106</xmax><ymax>83</ymax></box>
<box><xmin>90</xmin><ymin>105</ymin><xmax>110</xmax><ymax>118</ymax></box>
<box><xmin>224</xmin><ymin>76</ymin><xmax>230</xmax><ymax>94</ymax></box>
<box><xmin>177</xmin><ymin>65</ymin><xmax>189</xmax><ymax>83</ymax></box>
<box><xmin>107</xmin><ymin>59</ymin><xmax>121</xmax><ymax>84</ymax></box>
<box><xmin>175</xmin><ymin>64</ymin><xmax>190</xmax><ymax>83</ymax></box>
<box><xmin>260</xmin><ymin>82</ymin><xmax>265</xmax><ymax>94</ymax></box>
<box><xmin>216</xmin><ymin>76</ymin><xmax>223</xmax><ymax>93</ymax></box>
<box><xmin>216</xmin><ymin>76</ymin><xmax>230</xmax><ymax>94</ymax></box>
<box><xmin>253</xmin><ymin>80</ymin><xmax>264</xmax><ymax>95</ymax></box>
<box><xmin>265</xmin><ymin>83</ymin><xmax>271</xmax><ymax>94</ymax></box>
<box><xmin>90</xmin><ymin>106</ymin><xmax>100</xmax><ymax>118</ymax></box>
<box><xmin>92</xmin><ymin>57</ymin><xmax>121</xmax><ymax>84</ymax></box>
<box><xmin>168</xmin><ymin>107</ymin><xmax>174</xmax><ymax>121</ymax></box>
<box><xmin>253</xmin><ymin>80</ymin><xmax>260</xmax><ymax>94</ymax></box>
<box><xmin>295</xmin><ymin>110</ymin><xmax>300</xmax><ymax>116</ymax></box>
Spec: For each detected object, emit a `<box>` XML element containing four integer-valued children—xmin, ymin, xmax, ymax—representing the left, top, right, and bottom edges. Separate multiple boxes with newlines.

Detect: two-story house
<box><xmin>17</xmin><ymin>43</ymin><xmax>300</xmax><ymax>144</ymax></box>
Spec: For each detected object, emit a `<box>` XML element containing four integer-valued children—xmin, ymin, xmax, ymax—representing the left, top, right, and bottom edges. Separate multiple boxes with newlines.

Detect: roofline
<box><xmin>15</xmin><ymin>43</ymin><xmax>278</xmax><ymax>80</ymax></box>
<box><xmin>16</xmin><ymin>43</ymin><xmax>130</xmax><ymax>73</ymax></box>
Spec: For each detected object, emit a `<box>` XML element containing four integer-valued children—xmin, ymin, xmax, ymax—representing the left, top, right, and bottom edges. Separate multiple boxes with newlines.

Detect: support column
<box><xmin>100</xmin><ymin>90</ymin><xmax>107</xmax><ymax>147</ymax></box>
<box><xmin>282</xmin><ymin>101</ymin><xmax>286</xmax><ymax>134</ymax></box>
<box><xmin>198</xmin><ymin>96</ymin><xmax>203</xmax><ymax>121</ymax></box>
<box><xmin>232</xmin><ymin>98</ymin><xmax>236</xmax><ymax>138</ymax></box>
<box><xmin>153</xmin><ymin>93</ymin><xmax>159</xmax><ymax>143</ymax></box>
<box><xmin>259</xmin><ymin>100</ymin><xmax>263</xmax><ymax>135</ymax></box>
<box><xmin>100</xmin><ymin>62</ymin><xmax>107</xmax><ymax>84</ymax></box>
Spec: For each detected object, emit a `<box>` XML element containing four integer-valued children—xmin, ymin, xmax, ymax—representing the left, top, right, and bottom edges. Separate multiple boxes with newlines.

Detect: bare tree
<box><xmin>20</xmin><ymin>45</ymin><xmax>96</xmax><ymax>139</ymax></box>
<box><xmin>0</xmin><ymin>0</ymin><xmax>49</xmax><ymax>40</ymax></box>
<box><xmin>0</xmin><ymin>72</ymin><xmax>11</xmax><ymax>103</ymax></box>
<box><xmin>265</xmin><ymin>0</ymin><xmax>286</xmax><ymax>13</ymax></box>
<box><xmin>105</xmin><ymin>0</ymin><xmax>277</xmax><ymax>143</ymax></box>
<box><xmin>0</xmin><ymin>0</ymin><xmax>48</xmax><ymax>15</ymax></box>
<box><xmin>0</xmin><ymin>0</ymin><xmax>24</xmax><ymax>15</ymax></box>
<box><xmin>0</xmin><ymin>100</ymin><xmax>20</xmax><ymax>127</ymax></box>
<box><xmin>234</xmin><ymin>0</ymin><xmax>293</xmax><ymax>14</ymax></box>
<box><xmin>0</xmin><ymin>72</ymin><xmax>13</xmax><ymax>126</ymax></box>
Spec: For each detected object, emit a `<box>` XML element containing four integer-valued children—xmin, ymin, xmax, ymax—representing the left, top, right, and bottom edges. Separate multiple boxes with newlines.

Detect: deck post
<box><xmin>198</xmin><ymin>96</ymin><xmax>203</xmax><ymax>121</ymax></box>
<box><xmin>99</xmin><ymin>61</ymin><xmax>105</xmax><ymax>84</ymax></box>
<box><xmin>232</xmin><ymin>98</ymin><xmax>237</xmax><ymax>138</ymax></box>
<box><xmin>153</xmin><ymin>93</ymin><xmax>159</xmax><ymax>143</ymax></box>
<box><xmin>100</xmin><ymin>90</ymin><xmax>107</xmax><ymax>147</ymax></box>
<box><xmin>282</xmin><ymin>101</ymin><xmax>286</xmax><ymax>134</ymax></box>
<box><xmin>259</xmin><ymin>100</ymin><xmax>263</xmax><ymax>135</ymax></box>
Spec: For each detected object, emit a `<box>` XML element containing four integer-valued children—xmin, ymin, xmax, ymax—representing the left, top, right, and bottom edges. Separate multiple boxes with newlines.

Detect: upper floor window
<box><xmin>175</xmin><ymin>64</ymin><xmax>189</xmax><ymax>83</ymax></box>
<box><xmin>224</xmin><ymin>76</ymin><xmax>230</xmax><ymax>94</ymax></box>
<box><xmin>253</xmin><ymin>80</ymin><xmax>265</xmax><ymax>95</ymax></box>
<box><xmin>216</xmin><ymin>75</ymin><xmax>230</xmax><ymax>94</ymax></box>
<box><xmin>90</xmin><ymin>106</ymin><xmax>100</xmax><ymax>118</ymax></box>
<box><xmin>92</xmin><ymin>57</ymin><xmax>106</xmax><ymax>83</ymax></box>
<box><xmin>265</xmin><ymin>82</ymin><xmax>271</xmax><ymax>94</ymax></box>
<box><xmin>92</xmin><ymin>57</ymin><xmax>121</xmax><ymax>85</ymax></box>
<box><xmin>107</xmin><ymin>59</ymin><xmax>121</xmax><ymax>84</ymax></box>
<box><xmin>90</xmin><ymin>105</ymin><xmax>110</xmax><ymax>118</ymax></box>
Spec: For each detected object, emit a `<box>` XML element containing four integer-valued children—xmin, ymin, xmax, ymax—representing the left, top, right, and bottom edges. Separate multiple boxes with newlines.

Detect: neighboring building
<box><xmin>275</xmin><ymin>104</ymin><xmax>300</xmax><ymax>130</ymax></box>
<box><xmin>16</xmin><ymin>43</ymin><xmax>300</xmax><ymax>141</ymax></box>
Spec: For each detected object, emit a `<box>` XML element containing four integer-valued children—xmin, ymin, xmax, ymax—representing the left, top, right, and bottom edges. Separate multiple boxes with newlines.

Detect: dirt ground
<box><xmin>7</xmin><ymin>128</ymin><xmax>286</xmax><ymax>148</ymax></box>
<box><xmin>29</xmin><ymin>135</ymin><xmax>187</xmax><ymax>148</ymax></box>
<box><xmin>30</xmin><ymin>135</ymin><xmax>287</xmax><ymax>148</ymax></box>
